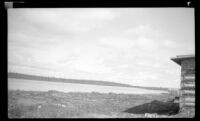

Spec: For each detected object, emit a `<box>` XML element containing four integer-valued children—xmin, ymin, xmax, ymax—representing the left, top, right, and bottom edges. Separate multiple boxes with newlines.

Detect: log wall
<box><xmin>180</xmin><ymin>59</ymin><xmax>195</xmax><ymax>109</ymax></box>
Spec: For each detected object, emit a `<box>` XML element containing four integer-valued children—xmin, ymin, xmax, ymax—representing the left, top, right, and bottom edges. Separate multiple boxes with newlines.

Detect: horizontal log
<box><xmin>181</xmin><ymin>65</ymin><xmax>195</xmax><ymax>69</ymax></box>
<box><xmin>181</xmin><ymin>90</ymin><xmax>195</xmax><ymax>95</ymax></box>
<box><xmin>181</xmin><ymin>79</ymin><xmax>195</xmax><ymax>83</ymax></box>
<box><xmin>182</xmin><ymin>75</ymin><xmax>195</xmax><ymax>80</ymax></box>
<box><xmin>181</xmin><ymin>83</ymin><xmax>195</xmax><ymax>87</ymax></box>
<box><xmin>181</xmin><ymin>69</ymin><xmax>195</xmax><ymax>75</ymax></box>
<box><xmin>184</xmin><ymin>97</ymin><xmax>195</xmax><ymax>102</ymax></box>
<box><xmin>181</xmin><ymin>90</ymin><xmax>195</xmax><ymax>94</ymax></box>
<box><xmin>181</xmin><ymin>81</ymin><xmax>195</xmax><ymax>84</ymax></box>
<box><xmin>180</xmin><ymin>97</ymin><xmax>195</xmax><ymax>104</ymax></box>
<box><xmin>183</xmin><ymin>102</ymin><xmax>195</xmax><ymax>107</ymax></box>
<box><xmin>181</xmin><ymin>60</ymin><xmax>195</xmax><ymax>69</ymax></box>
<box><xmin>181</xmin><ymin>86</ymin><xmax>195</xmax><ymax>90</ymax></box>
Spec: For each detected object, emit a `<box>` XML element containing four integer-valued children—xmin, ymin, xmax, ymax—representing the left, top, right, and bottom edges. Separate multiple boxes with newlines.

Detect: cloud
<box><xmin>136</xmin><ymin>37</ymin><xmax>159</xmax><ymax>51</ymax></box>
<box><xmin>99</xmin><ymin>36</ymin><xmax>135</xmax><ymax>49</ymax></box>
<box><xmin>136</xmin><ymin>61</ymin><xmax>161</xmax><ymax>68</ymax></box>
<box><xmin>163</xmin><ymin>39</ymin><xmax>180</xmax><ymax>48</ymax></box>
<box><xmin>138</xmin><ymin>72</ymin><xmax>159</xmax><ymax>80</ymax></box>
<box><xmin>56</xmin><ymin>57</ymin><xmax>112</xmax><ymax>76</ymax></box>
<box><xmin>8</xmin><ymin>9</ymin><xmax>116</xmax><ymax>34</ymax></box>
<box><xmin>73</xmin><ymin>9</ymin><xmax>116</xmax><ymax>20</ymax></box>
<box><xmin>124</xmin><ymin>24</ymin><xmax>162</xmax><ymax>38</ymax></box>
<box><xmin>98</xmin><ymin>25</ymin><xmax>162</xmax><ymax>52</ymax></box>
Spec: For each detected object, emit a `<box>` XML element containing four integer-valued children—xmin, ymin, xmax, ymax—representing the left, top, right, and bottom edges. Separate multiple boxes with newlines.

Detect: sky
<box><xmin>8</xmin><ymin>8</ymin><xmax>195</xmax><ymax>88</ymax></box>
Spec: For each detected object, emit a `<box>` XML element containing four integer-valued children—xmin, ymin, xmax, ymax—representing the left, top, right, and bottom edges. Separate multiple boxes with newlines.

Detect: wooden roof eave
<box><xmin>171</xmin><ymin>55</ymin><xmax>195</xmax><ymax>66</ymax></box>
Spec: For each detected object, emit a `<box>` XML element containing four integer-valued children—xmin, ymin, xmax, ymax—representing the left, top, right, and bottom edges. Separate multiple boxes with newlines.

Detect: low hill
<box><xmin>8</xmin><ymin>72</ymin><xmax>169</xmax><ymax>91</ymax></box>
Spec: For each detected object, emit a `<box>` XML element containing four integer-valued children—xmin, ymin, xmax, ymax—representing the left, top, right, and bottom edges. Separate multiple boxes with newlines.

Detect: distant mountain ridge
<box><xmin>8</xmin><ymin>72</ymin><xmax>169</xmax><ymax>91</ymax></box>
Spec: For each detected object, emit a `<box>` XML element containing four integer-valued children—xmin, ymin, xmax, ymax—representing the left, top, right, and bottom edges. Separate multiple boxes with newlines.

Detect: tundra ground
<box><xmin>8</xmin><ymin>90</ymin><xmax>194</xmax><ymax>118</ymax></box>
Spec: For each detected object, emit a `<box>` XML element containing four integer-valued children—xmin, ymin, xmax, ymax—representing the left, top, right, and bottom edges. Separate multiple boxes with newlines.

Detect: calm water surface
<box><xmin>8</xmin><ymin>78</ymin><xmax>167</xmax><ymax>94</ymax></box>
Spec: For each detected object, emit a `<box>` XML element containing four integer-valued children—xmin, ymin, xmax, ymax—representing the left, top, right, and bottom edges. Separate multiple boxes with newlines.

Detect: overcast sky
<box><xmin>8</xmin><ymin>8</ymin><xmax>194</xmax><ymax>88</ymax></box>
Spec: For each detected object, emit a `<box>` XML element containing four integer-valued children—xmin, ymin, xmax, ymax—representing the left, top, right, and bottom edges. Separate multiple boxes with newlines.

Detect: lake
<box><xmin>8</xmin><ymin>78</ymin><xmax>168</xmax><ymax>94</ymax></box>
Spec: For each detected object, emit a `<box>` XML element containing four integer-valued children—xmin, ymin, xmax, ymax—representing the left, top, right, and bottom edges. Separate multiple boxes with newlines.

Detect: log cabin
<box><xmin>171</xmin><ymin>55</ymin><xmax>195</xmax><ymax>111</ymax></box>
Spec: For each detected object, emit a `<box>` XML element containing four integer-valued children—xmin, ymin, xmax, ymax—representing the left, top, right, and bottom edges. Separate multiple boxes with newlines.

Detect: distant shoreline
<box><xmin>8</xmin><ymin>72</ymin><xmax>170</xmax><ymax>91</ymax></box>
<box><xmin>8</xmin><ymin>78</ymin><xmax>168</xmax><ymax>94</ymax></box>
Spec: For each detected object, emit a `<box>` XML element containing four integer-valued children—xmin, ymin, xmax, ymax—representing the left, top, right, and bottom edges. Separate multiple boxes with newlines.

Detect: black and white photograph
<box><xmin>7</xmin><ymin>6</ymin><xmax>195</xmax><ymax>118</ymax></box>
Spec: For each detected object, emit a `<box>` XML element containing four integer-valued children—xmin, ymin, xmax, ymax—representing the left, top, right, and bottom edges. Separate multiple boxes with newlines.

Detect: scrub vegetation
<box><xmin>8</xmin><ymin>90</ymin><xmax>194</xmax><ymax>118</ymax></box>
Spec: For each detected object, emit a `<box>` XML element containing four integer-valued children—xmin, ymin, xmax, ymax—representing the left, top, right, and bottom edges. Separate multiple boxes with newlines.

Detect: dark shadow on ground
<box><xmin>124</xmin><ymin>100</ymin><xmax>179</xmax><ymax>115</ymax></box>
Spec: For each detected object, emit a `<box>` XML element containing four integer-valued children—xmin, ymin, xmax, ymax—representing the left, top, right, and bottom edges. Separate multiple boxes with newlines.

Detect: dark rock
<box><xmin>124</xmin><ymin>100</ymin><xmax>179</xmax><ymax>115</ymax></box>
